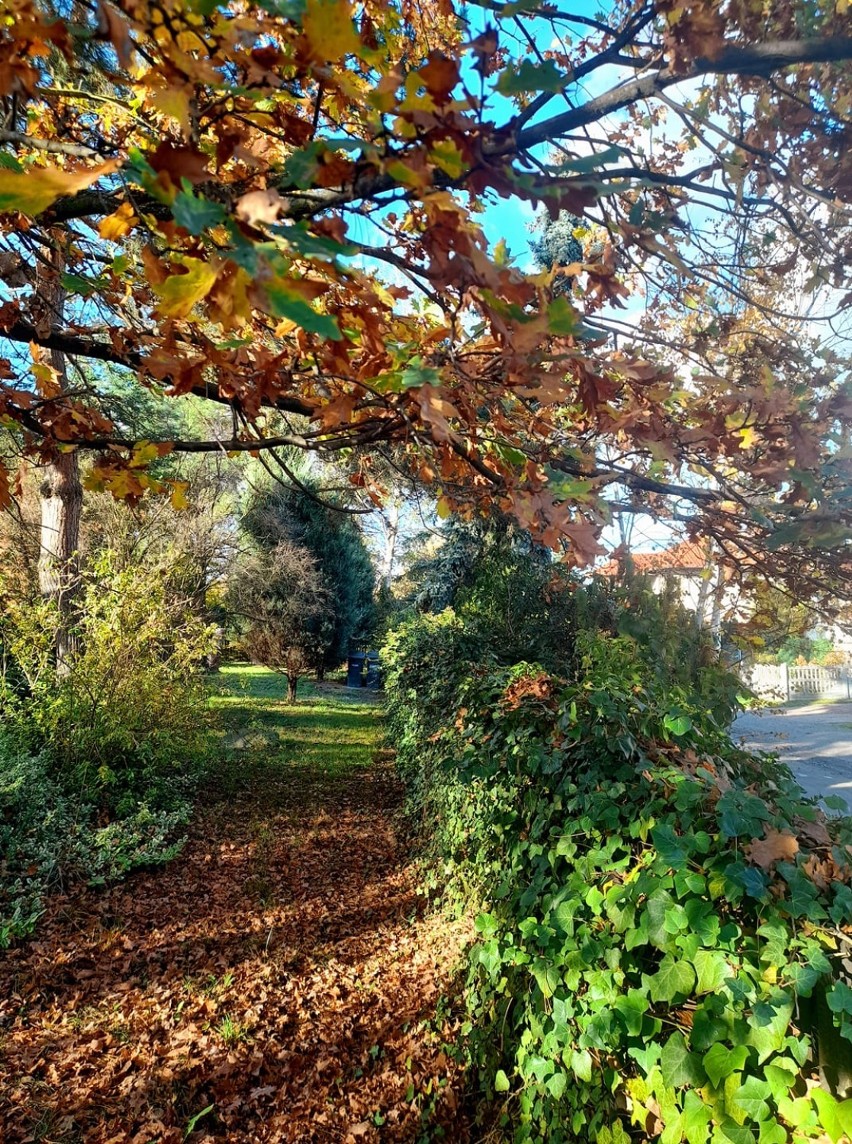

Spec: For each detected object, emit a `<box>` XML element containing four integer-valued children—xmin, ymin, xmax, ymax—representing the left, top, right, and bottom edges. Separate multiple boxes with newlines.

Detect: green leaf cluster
<box><xmin>383</xmin><ymin>618</ymin><xmax>852</xmax><ymax>1144</ymax></box>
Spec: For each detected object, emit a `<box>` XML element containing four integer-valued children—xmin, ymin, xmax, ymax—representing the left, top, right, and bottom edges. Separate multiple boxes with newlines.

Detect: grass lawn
<box><xmin>208</xmin><ymin>663</ymin><xmax>386</xmax><ymax>781</ymax></box>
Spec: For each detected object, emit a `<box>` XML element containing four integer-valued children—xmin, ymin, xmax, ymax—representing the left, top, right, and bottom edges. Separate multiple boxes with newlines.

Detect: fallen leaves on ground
<box><xmin>0</xmin><ymin>758</ymin><xmax>472</xmax><ymax>1142</ymax></box>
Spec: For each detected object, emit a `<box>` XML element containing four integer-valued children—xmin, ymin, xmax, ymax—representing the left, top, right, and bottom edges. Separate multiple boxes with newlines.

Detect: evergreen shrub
<box><xmin>0</xmin><ymin>553</ymin><xmax>214</xmax><ymax>943</ymax></box>
<box><xmin>384</xmin><ymin>617</ymin><xmax>852</xmax><ymax>1144</ymax></box>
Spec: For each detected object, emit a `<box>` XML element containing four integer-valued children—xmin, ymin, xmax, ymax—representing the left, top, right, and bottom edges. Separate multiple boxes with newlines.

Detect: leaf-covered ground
<box><xmin>0</xmin><ymin>668</ymin><xmax>471</xmax><ymax>1143</ymax></box>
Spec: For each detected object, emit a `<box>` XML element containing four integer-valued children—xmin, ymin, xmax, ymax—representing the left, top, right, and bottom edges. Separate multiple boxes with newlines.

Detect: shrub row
<box><xmin>0</xmin><ymin>554</ymin><xmax>215</xmax><ymax>944</ymax></box>
<box><xmin>384</xmin><ymin>612</ymin><xmax>852</xmax><ymax>1143</ymax></box>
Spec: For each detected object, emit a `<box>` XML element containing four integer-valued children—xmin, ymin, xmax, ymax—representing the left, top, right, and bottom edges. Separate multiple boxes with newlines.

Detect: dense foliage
<box><xmin>0</xmin><ymin>553</ymin><xmax>215</xmax><ymax>943</ymax></box>
<box><xmin>243</xmin><ymin>482</ymin><xmax>377</xmax><ymax>673</ymax></box>
<box><xmin>226</xmin><ymin>538</ymin><xmax>332</xmax><ymax>702</ymax></box>
<box><xmin>0</xmin><ymin>737</ymin><xmax>189</xmax><ymax>946</ymax></box>
<box><xmin>384</xmin><ymin>594</ymin><xmax>852</xmax><ymax>1142</ymax></box>
<box><xmin>407</xmin><ymin>521</ymin><xmax>729</xmax><ymax>703</ymax></box>
<box><xmin>1</xmin><ymin>552</ymin><xmax>214</xmax><ymax>804</ymax></box>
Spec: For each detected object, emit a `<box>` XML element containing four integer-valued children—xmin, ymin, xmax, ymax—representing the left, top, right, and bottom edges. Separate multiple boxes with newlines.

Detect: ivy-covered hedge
<box><xmin>384</xmin><ymin>615</ymin><xmax>852</xmax><ymax>1144</ymax></box>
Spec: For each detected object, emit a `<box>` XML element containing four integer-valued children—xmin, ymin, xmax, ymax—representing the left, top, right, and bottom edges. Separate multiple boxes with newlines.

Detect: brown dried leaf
<box><xmin>745</xmin><ymin>828</ymin><xmax>799</xmax><ymax>869</ymax></box>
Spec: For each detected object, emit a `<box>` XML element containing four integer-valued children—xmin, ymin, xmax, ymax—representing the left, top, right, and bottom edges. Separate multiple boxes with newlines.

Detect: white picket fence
<box><xmin>741</xmin><ymin>662</ymin><xmax>852</xmax><ymax>701</ymax></box>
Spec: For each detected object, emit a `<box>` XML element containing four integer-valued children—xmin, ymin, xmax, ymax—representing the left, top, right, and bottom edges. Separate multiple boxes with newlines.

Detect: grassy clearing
<box><xmin>208</xmin><ymin>663</ymin><xmax>386</xmax><ymax>784</ymax></box>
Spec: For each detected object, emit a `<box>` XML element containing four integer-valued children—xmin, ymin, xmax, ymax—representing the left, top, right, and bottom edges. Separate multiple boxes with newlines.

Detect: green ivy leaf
<box><xmin>614</xmin><ymin>989</ymin><xmax>648</xmax><ymax>1036</ymax></box>
<box><xmin>827</xmin><ymin>980</ymin><xmax>852</xmax><ymax>1015</ymax></box>
<box><xmin>778</xmin><ymin>1094</ymin><xmax>818</xmax><ymax>1130</ymax></box>
<box><xmin>717</xmin><ymin>790</ymin><xmax>770</xmax><ymax>838</ymax></box>
<box><xmin>731</xmin><ymin>1075</ymin><xmax>772</xmax><ymax>1122</ymax></box>
<box><xmin>651</xmin><ymin>824</ymin><xmax>689</xmax><ymax>868</ymax></box>
<box><xmin>811</xmin><ymin>1089</ymin><xmax>852</xmax><ymax>1143</ymax></box>
<box><xmin>660</xmin><ymin>1031</ymin><xmax>704</xmax><ymax>1088</ymax></box>
<box><xmin>663</xmin><ymin>712</ymin><xmax>692</xmax><ymax>737</ymax></box>
<box><xmin>648</xmin><ymin>956</ymin><xmax>696</xmax><ymax>1003</ymax></box>
<box><xmin>571</xmin><ymin>1048</ymin><xmax>593</xmax><ymax>1082</ymax></box>
<box><xmin>546</xmin><ymin>1070</ymin><xmax>567</xmax><ymax>1099</ymax></box>
<box><xmin>694</xmin><ymin>949</ymin><xmax>732</xmax><ymax>995</ymax></box>
<box><xmin>757</xmin><ymin>1122</ymin><xmax>787</xmax><ymax>1144</ymax></box>
<box><xmin>474</xmin><ymin>912</ymin><xmax>499</xmax><ymax>937</ymax></box>
<box><xmin>531</xmin><ymin>960</ymin><xmax>561</xmax><ymax>998</ymax></box>
<box><xmin>746</xmin><ymin>995</ymin><xmax>793</xmax><ymax>1063</ymax></box>
<box><xmin>764</xmin><ymin>1062</ymin><xmax>797</xmax><ymax>1099</ymax></box>
<box><xmin>494</xmin><ymin>1069</ymin><xmax>510</xmax><ymax>1093</ymax></box>
<box><xmin>718</xmin><ymin>1119</ymin><xmax>755</xmax><ymax>1144</ymax></box>
<box><xmin>682</xmin><ymin>1091</ymin><xmax>712</xmax><ymax>1144</ymax></box>
<box><xmin>702</xmin><ymin>1042</ymin><xmax>748</xmax><ymax>1088</ymax></box>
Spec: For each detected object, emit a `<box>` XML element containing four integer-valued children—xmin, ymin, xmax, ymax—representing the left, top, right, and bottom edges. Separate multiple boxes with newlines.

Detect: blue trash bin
<box><xmin>347</xmin><ymin>651</ymin><xmax>366</xmax><ymax>688</ymax></box>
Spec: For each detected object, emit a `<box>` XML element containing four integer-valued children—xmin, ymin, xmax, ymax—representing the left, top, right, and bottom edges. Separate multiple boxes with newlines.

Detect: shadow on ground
<box><xmin>0</xmin><ymin>672</ymin><xmax>469</xmax><ymax>1144</ymax></box>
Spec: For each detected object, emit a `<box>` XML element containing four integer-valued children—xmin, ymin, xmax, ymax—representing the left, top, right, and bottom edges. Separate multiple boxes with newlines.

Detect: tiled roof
<box><xmin>597</xmin><ymin>540</ymin><xmax>709</xmax><ymax>578</ymax></box>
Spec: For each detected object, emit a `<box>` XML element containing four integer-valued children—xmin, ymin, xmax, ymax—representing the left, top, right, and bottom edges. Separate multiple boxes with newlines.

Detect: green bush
<box><xmin>384</xmin><ymin>621</ymin><xmax>852</xmax><ymax>1144</ymax></box>
<box><xmin>0</xmin><ymin>737</ymin><xmax>190</xmax><ymax>946</ymax></box>
<box><xmin>0</xmin><ymin>738</ymin><xmax>80</xmax><ymax>944</ymax></box>
<box><xmin>1</xmin><ymin>552</ymin><xmax>215</xmax><ymax>810</ymax></box>
<box><xmin>0</xmin><ymin>553</ymin><xmax>214</xmax><ymax>943</ymax></box>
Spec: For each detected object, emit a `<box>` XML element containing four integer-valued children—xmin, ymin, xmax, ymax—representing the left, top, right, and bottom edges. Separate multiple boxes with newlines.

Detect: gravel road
<box><xmin>734</xmin><ymin>702</ymin><xmax>852</xmax><ymax>809</ymax></box>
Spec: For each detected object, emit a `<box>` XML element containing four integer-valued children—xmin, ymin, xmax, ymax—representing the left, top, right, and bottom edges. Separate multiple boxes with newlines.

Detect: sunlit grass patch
<box><xmin>208</xmin><ymin>663</ymin><xmax>385</xmax><ymax>780</ymax></box>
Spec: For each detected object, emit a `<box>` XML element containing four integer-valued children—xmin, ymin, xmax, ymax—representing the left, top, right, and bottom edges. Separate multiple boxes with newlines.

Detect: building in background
<box><xmin>596</xmin><ymin>539</ymin><xmax>746</xmax><ymax>639</ymax></box>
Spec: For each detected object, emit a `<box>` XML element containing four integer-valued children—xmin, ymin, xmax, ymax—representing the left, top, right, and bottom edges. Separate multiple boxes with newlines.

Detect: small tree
<box><xmin>243</xmin><ymin>483</ymin><xmax>376</xmax><ymax>678</ymax></box>
<box><xmin>227</xmin><ymin>542</ymin><xmax>331</xmax><ymax>703</ymax></box>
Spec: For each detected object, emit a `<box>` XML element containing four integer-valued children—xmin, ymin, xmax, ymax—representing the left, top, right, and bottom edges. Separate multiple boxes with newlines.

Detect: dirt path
<box><xmin>0</xmin><ymin>678</ymin><xmax>470</xmax><ymax>1143</ymax></box>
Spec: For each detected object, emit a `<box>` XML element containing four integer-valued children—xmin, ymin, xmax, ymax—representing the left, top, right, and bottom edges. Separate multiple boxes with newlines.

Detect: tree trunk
<box><xmin>380</xmin><ymin>499</ymin><xmax>400</xmax><ymax>587</ymax></box>
<box><xmin>34</xmin><ymin>238</ymin><xmax>82</xmax><ymax>673</ymax></box>
<box><xmin>315</xmin><ymin>662</ymin><xmax>326</xmax><ymax>682</ymax></box>
<box><xmin>286</xmin><ymin>674</ymin><xmax>298</xmax><ymax>703</ymax></box>
<box><xmin>38</xmin><ymin>449</ymin><xmax>82</xmax><ymax>669</ymax></box>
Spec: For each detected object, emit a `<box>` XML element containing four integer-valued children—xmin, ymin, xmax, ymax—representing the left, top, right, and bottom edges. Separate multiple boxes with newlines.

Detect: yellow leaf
<box><xmin>31</xmin><ymin>360</ymin><xmax>60</xmax><ymax>397</ymax></box>
<box><xmin>148</xmin><ymin>86</ymin><xmax>192</xmax><ymax>138</ymax></box>
<box><xmin>170</xmin><ymin>480</ymin><xmax>190</xmax><ymax>510</ymax></box>
<box><xmin>99</xmin><ymin>201</ymin><xmax>137</xmax><ymax>241</ymax></box>
<box><xmin>737</xmin><ymin>425</ymin><xmax>758</xmax><ymax>450</ymax></box>
<box><xmin>130</xmin><ymin>440</ymin><xmax>163</xmax><ymax>467</ymax></box>
<box><xmin>0</xmin><ymin>160</ymin><xmax>120</xmax><ymax>218</ymax></box>
<box><xmin>385</xmin><ymin>158</ymin><xmax>431</xmax><ymax>192</ymax></box>
<box><xmin>429</xmin><ymin>140</ymin><xmax>466</xmax><ymax>179</ymax></box>
<box><xmin>302</xmin><ymin>0</ymin><xmax>361</xmax><ymax>62</ymax></box>
<box><xmin>153</xmin><ymin>258</ymin><xmax>219</xmax><ymax>319</ymax></box>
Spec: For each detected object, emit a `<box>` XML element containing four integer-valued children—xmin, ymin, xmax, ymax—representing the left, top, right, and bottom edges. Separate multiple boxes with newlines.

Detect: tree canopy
<box><xmin>1</xmin><ymin>0</ymin><xmax>852</xmax><ymax>599</ymax></box>
<box><xmin>243</xmin><ymin>478</ymin><xmax>377</xmax><ymax>672</ymax></box>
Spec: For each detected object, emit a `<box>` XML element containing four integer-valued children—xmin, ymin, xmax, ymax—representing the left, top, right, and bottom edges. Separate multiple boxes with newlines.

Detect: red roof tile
<box><xmin>597</xmin><ymin>540</ymin><xmax>709</xmax><ymax>578</ymax></box>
